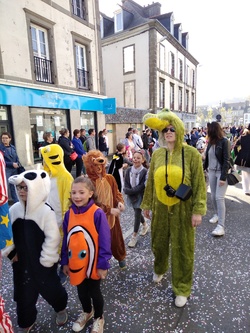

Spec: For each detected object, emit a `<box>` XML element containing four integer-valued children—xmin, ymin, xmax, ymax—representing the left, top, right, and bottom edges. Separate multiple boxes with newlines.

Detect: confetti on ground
<box><xmin>1</xmin><ymin>185</ymin><xmax>250</xmax><ymax>332</ymax></box>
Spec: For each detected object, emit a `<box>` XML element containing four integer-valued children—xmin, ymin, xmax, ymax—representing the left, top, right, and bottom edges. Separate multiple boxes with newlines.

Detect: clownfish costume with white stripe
<box><xmin>60</xmin><ymin>199</ymin><xmax>112</xmax><ymax>286</ymax></box>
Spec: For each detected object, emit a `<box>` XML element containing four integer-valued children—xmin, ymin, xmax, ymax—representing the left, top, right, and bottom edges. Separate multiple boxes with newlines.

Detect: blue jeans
<box><xmin>6</xmin><ymin>168</ymin><xmax>19</xmax><ymax>203</ymax></box>
<box><xmin>208</xmin><ymin>170</ymin><xmax>228</xmax><ymax>227</ymax></box>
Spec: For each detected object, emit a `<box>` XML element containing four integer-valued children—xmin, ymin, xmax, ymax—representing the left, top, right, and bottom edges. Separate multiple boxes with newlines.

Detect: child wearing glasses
<box><xmin>123</xmin><ymin>150</ymin><xmax>149</xmax><ymax>248</ymax></box>
<box><xmin>7</xmin><ymin>170</ymin><xmax>68</xmax><ymax>332</ymax></box>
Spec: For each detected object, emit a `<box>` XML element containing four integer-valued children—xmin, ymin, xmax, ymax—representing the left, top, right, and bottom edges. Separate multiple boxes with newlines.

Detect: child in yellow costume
<box><xmin>40</xmin><ymin>144</ymin><xmax>74</xmax><ymax>284</ymax></box>
<box><xmin>40</xmin><ymin>144</ymin><xmax>73</xmax><ymax>227</ymax></box>
<box><xmin>141</xmin><ymin>109</ymin><xmax>207</xmax><ymax>307</ymax></box>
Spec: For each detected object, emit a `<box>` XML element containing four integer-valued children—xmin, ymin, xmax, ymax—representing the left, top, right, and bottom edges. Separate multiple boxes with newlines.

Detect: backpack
<box><xmin>83</xmin><ymin>140</ymin><xmax>89</xmax><ymax>152</ymax></box>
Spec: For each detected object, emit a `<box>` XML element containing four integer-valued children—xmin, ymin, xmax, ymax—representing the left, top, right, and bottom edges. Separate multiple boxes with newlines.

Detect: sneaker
<box><xmin>209</xmin><ymin>214</ymin><xmax>218</xmax><ymax>223</ymax></box>
<box><xmin>91</xmin><ymin>317</ymin><xmax>105</xmax><ymax>333</ymax></box>
<box><xmin>72</xmin><ymin>309</ymin><xmax>94</xmax><ymax>332</ymax></box>
<box><xmin>128</xmin><ymin>235</ymin><xmax>138</xmax><ymax>248</ymax></box>
<box><xmin>58</xmin><ymin>266</ymin><xmax>67</xmax><ymax>286</ymax></box>
<box><xmin>211</xmin><ymin>225</ymin><xmax>225</xmax><ymax>236</ymax></box>
<box><xmin>175</xmin><ymin>296</ymin><xmax>187</xmax><ymax>307</ymax></box>
<box><xmin>56</xmin><ymin>309</ymin><xmax>68</xmax><ymax>326</ymax></box>
<box><xmin>118</xmin><ymin>259</ymin><xmax>126</xmax><ymax>269</ymax></box>
<box><xmin>140</xmin><ymin>222</ymin><xmax>149</xmax><ymax>236</ymax></box>
<box><xmin>152</xmin><ymin>272</ymin><xmax>163</xmax><ymax>283</ymax></box>
<box><xmin>17</xmin><ymin>323</ymin><xmax>35</xmax><ymax>333</ymax></box>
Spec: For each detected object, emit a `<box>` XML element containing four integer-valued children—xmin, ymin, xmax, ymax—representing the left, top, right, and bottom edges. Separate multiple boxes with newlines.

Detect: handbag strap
<box><xmin>165</xmin><ymin>148</ymin><xmax>185</xmax><ymax>184</ymax></box>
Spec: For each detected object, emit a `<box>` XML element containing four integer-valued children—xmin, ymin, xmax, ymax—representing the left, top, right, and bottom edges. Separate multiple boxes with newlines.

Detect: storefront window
<box><xmin>29</xmin><ymin>108</ymin><xmax>68</xmax><ymax>161</ymax></box>
<box><xmin>80</xmin><ymin>111</ymin><xmax>95</xmax><ymax>132</ymax></box>
<box><xmin>0</xmin><ymin>105</ymin><xmax>10</xmax><ymax>134</ymax></box>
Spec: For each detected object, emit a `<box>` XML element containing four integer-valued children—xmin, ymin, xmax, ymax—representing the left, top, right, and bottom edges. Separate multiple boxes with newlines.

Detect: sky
<box><xmin>98</xmin><ymin>0</ymin><xmax>250</xmax><ymax>106</ymax></box>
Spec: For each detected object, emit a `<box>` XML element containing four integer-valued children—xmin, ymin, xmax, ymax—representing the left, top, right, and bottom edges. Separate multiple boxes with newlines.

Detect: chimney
<box><xmin>144</xmin><ymin>2</ymin><xmax>161</xmax><ymax>17</ymax></box>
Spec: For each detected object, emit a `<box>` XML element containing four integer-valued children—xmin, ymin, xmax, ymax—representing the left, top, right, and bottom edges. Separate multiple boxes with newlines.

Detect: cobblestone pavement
<box><xmin>1</xmin><ymin>183</ymin><xmax>250</xmax><ymax>333</ymax></box>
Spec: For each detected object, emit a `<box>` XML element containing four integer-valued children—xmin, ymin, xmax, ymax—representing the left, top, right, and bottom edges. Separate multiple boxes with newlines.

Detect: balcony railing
<box><xmin>34</xmin><ymin>56</ymin><xmax>53</xmax><ymax>84</ymax></box>
<box><xmin>77</xmin><ymin>68</ymin><xmax>89</xmax><ymax>89</ymax></box>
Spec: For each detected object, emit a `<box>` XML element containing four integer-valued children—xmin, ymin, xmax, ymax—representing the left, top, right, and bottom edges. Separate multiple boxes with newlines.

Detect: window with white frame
<box><xmin>178</xmin><ymin>86</ymin><xmax>183</xmax><ymax>111</ymax></box>
<box><xmin>114</xmin><ymin>10</ymin><xmax>123</xmax><ymax>33</ymax></box>
<box><xmin>170</xmin><ymin>83</ymin><xmax>174</xmax><ymax>110</ymax></box>
<box><xmin>159</xmin><ymin>79</ymin><xmax>165</xmax><ymax>108</ymax></box>
<box><xmin>31</xmin><ymin>24</ymin><xmax>53</xmax><ymax>83</ymax></box>
<box><xmin>192</xmin><ymin>69</ymin><xmax>195</xmax><ymax>88</ymax></box>
<box><xmin>100</xmin><ymin>15</ymin><xmax>104</xmax><ymax>39</ymax></box>
<box><xmin>72</xmin><ymin>0</ymin><xmax>86</xmax><ymax>20</ymax></box>
<box><xmin>191</xmin><ymin>92</ymin><xmax>195</xmax><ymax>113</ymax></box>
<box><xmin>170</xmin><ymin>52</ymin><xmax>175</xmax><ymax>77</ymax></box>
<box><xmin>123</xmin><ymin>45</ymin><xmax>135</xmax><ymax>74</ymax></box>
<box><xmin>75</xmin><ymin>43</ymin><xmax>89</xmax><ymax>89</ymax></box>
<box><xmin>179</xmin><ymin>59</ymin><xmax>183</xmax><ymax>81</ymax></box>
<box><xmin>186</xmin><ymin>65</ymin><xmax>189</xmax><ymax>85</ymax></box>
<box><xmin>159</xmin><ymin>44</ymin><xmax>165</xmax><ymax>71</ymax></box>
<box><xmin>124</xmin><ymin>81</ymin><xmax>135</xmax><ymax>108</ymax></box>
<box><xmin>170</xmin><ymin>14</ymin><xmax>174</xmax><ymax>34</ymax></box>
<box><xmin>185</xmin><ymin>89</ymin><xmax>189</xmax><ymax>112</ymax></box>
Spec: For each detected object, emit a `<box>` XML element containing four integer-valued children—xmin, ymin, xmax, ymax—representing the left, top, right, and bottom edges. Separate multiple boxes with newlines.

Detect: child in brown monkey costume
<box><xmin>83</xmin><ymin>150</ymin><xmax>126</xmax><ymax>268</ymax></box>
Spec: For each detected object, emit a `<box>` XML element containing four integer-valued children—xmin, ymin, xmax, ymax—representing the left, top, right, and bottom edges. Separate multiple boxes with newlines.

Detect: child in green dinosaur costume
<box><xmin>141</xmin><ymin>109</ymin><xmax>207</xmax><ymax>307</ymax></box>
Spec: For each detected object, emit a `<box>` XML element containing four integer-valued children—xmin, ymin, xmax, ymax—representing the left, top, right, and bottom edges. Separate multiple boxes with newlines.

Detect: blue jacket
<box><xmin>72</xmin><ymin>137</ymin><xmax>86</xmax><ymax>158</ymax></box>
<box><xmin>0</xmin><ymin>144</ymin><xmax>20</xmax><ymax>169</ymax></box>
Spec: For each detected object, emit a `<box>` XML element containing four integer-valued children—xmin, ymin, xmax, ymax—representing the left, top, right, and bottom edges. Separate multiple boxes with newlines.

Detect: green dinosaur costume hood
<box><xmin>143</xmin><ymin>108</ymin><xmax>185</xmax><ymax>150</ymax></box>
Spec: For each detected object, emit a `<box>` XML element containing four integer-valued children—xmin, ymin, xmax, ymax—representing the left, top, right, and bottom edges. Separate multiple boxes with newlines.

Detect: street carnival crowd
<box><xmin>0</xmin><ymin>110</ymin><xmax>250</xmax><ymax>332</ymax></box>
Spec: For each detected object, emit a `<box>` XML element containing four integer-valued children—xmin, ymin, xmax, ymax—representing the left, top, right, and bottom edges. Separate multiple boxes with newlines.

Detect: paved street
<box><xmin>1</xmin><ymin>183</ymin><xmax>250</xmax><ymax>333</ymax></box>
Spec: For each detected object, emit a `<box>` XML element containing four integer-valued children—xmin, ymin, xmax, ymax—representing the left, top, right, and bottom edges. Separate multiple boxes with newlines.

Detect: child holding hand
<box><xmin>61</xmin><ymin>176</ymin><xmax>111</xmax><ymax>333</ymax></box>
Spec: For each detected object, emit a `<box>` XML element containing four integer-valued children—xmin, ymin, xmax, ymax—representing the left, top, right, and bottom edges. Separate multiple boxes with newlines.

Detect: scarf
<box><xmin>130</xmin><ymin>165</ymin><xmax>144</xmax><ymax>187</ymax></box>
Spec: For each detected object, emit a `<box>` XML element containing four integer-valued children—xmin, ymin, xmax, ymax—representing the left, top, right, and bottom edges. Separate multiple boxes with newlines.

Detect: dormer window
<box><xmin>100</xmin><ymin>15</ymin><xmax>104</xmax><ymax>39</ymax></box>
<box><xmin>114</xmin><ymin>10</ymin><xmax>123</xmax><ymax>33</ymax></box>
<box><xmin>170</xmin><ymin>14</ymin><xmax>174</xmax><ymax>35</ymax></box>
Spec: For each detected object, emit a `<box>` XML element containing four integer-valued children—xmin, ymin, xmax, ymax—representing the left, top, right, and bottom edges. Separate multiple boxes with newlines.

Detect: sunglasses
<box><xmin>162</xmin><ymin>127</ymin><xmax>176</xmax><ymax>133</ymax></box>
<box><xmin>16</xmin><ymin>185</ymin><xmax>28</xmax><ymax>192</ymax></box>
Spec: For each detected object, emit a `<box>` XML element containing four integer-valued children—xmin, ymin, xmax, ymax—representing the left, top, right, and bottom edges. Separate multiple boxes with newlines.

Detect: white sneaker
<box><xmin>175</xmin><ymin>296</ymin><xmax>187</xmax><ymax>307</ymax></box>
<box><xmin>212</xmin><ymin>225</ymin><xmax>225</xmax><ymax>236</ymax></box>
<box><xmin>140</xmin><ymin>222</ymin><xmax>149</xmax><ymax>236</ymax></box>
<box><xmin>152</xmin><ymin>272</ymin><xmax>163</xmax><ymax>283</ymax></box>
<box><xmin>91</xmin><ymin>317</ymin><xmax>105</xmax><ymax>333</ymax></box>
<box><xmin>72</xmin><ymin>310</ymin><xmax>94</xmax><ymax>332</ymax></box>
<box><xmin>209</xmin><ymin>214</ymin><xmax>218</xmax><ymax>223</ymax></box>
<box><xmin>128</xmin><ymin>235</ymin><xmax>138</xmax><ymax>248</ymax></box>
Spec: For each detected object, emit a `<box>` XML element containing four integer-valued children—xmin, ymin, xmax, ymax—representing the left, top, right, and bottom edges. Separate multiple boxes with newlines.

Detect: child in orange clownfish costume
<box><xmin>61</xmin><ymin>176</ymin><xmax>111</xmax><ymax>333</ymax></box>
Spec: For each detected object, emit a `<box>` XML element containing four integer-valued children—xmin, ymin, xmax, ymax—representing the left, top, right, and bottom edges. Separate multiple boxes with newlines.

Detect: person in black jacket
<box><xmin>234</xmin><ymin>124</ymin><xmax>250</xmax><ymax>195</ymax></box>
<box><xmin>58</xmin><ymin>128</ymin><xmax>74</xmax><ymax>173</ymax></box>
<box><xmin>204</xmin><ymin>122</ymin><xmax>231</xmax><ymax>236</ymax></box>
<box><xmin>141</xmin><ymin>130</ymin><xmax>150</xmax><ymax>163</ymax></box>
<box><xmin>98</xmin><ymin>130</ymin><xmax>107</xmax><ymax>156</ymax></box>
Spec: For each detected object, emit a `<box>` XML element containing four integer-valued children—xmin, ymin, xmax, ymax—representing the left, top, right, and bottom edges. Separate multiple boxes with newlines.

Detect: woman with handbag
<box><xmin>58</xmin><ymin>128</ymin><xmax>74</xmax><ymax>173</ymax></box>
<box><xmin>204</xmin><ymin>122</ymin><xmax>231</xmax><ymax>236</ymax></box>
<box><xmin>234</xmin><ymin>124</ymin><xmax>250</xmax><ymax>195</ymax></box>
<box><xmin>72</xmin><ymin>129</ymin><xmax>86</xmax><ymax>177</ymax></box>
<box><xmin>141</xmin><ymin>109</ymin><xmax>206</xmax><ymax>308</ymax></box>
<box><xmin>0</xmin><ymin>132</ymin><xmax>22</xmax><ymax>203</ymax></box>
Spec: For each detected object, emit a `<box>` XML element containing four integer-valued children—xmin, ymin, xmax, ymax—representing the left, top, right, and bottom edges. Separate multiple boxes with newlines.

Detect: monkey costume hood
<box><xmin>141</xmin><ymin>109</ymin><xmax>206</xmax><ymax>297</ymax></box>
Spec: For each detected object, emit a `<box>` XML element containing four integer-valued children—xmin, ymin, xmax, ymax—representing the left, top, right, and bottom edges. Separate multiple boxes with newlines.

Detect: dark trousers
<box><xmin>77</xmin><ymin>279</ymin><xmax>103</xmax><ymax>319</ymax></box>
<box><xmin>133</xmin><ymin>208</ymin><xmax>145</xmax><ymax>233</ymax></box>
<box><xmin>64</xmin><ymin>155</ymin><xmax>73</xmax><ymax>173</ymax></box>
<box><xmin>75</xmin><ymin>157</ymin><xmax>83</xmax><ymax>177</ymax></box>
<box><xmin>12</xmin><ymin>262</ymin><xmax>68</xmax><ymax>328</ymax></box>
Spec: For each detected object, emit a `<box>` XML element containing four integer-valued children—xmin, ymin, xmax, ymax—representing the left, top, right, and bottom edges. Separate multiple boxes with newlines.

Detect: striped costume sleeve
<box><xmin>0</xmin><ymin>152</ymin><xmax>8</xmax><ymax>205</ymax></box>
